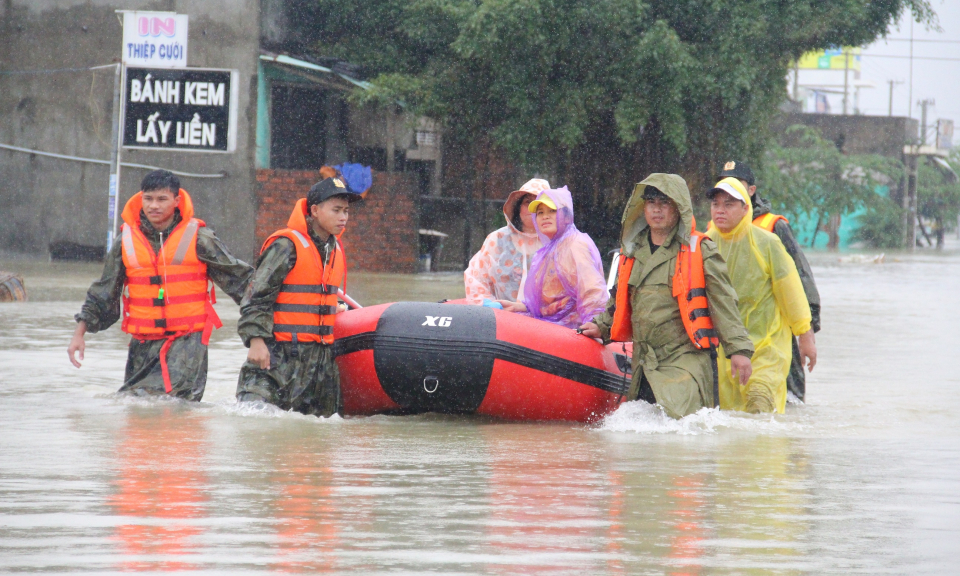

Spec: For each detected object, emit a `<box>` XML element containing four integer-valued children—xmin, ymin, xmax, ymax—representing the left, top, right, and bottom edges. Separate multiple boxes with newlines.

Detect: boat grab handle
<box><xmin>423</xmin><ymin>375</ymin><xmax>439</xmax><ymax>394</ymax></box>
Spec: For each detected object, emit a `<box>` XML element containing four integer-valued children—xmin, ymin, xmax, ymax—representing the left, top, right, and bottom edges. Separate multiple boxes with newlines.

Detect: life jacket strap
<box><xmin>273</xmin><ymin>303</ymin><xmax>338</xmax><ymax>315</ymax></box>
<box><xmin>279</xmin><ymin>283</ymin><xmax>339</xmax><ymax>295</ymax></box>
<box><xmin>686</xmin><ymin>287</ymin><xmax>707</xmax><ymax>300</ymax></box>
<box><xmin>126</xmin><ymin>293</ymin><xmax>208</xmax><ymax>307</ymax></box>
<box><xmin>126</xmin><ymin>272</ymin><xmax>207</xmax><ymax>285</ymax></box>
<box><xmin>125</xmin><ymin>314</ymin><xmax>208</xmax><ymax>329</ymax></box>
<box><xmin>274</xmin><ymin>324</ymin><xmax>334</xmax><ymax>336</ymax></box>
<box><xmin>694</xmin><ymin>328</ymin><xmax>718</xmax><ymax>343</ymax></box>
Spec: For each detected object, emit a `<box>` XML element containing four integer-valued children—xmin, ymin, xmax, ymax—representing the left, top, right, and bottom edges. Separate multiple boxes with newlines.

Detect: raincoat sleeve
<box><xmin>464</xmin><ymin>231</ymin><xmax>501</xmax><ymax>304</ymax></box>
<box><xmin>701</xmin><ymin>240</ymin><xmax>754</xmax><ymax>358</ymax></box>
<box><xmin>568</xmin><ymin>239</ymin><xmax>610</xmax><ymax>324</ymax></box>
<box><xmin>537</xmin><ymin>236</ymin><xmax>609</xmax><ymax>324</ymax></box>
<box><xmin>236</xmin><ymin>237</ymin><xmax>296</xmax><ymax>347</ymax></box>
<box><xmin>772</xmin><ymin>220</ymin><xmax>821</xmax><ymax>332</ymax></box>
<box><xmin>75</xmin><ymin>240</ymin><xmax>126</xmax><ymax>333</ymax></box>
<box><xmin>195</xmin><ymin>228</ymin><xmax>255</xmax><ymax>305</ymax></box>
<box><xmin>591</xmin><ymin>288</ymin><xmax>617</xmax><ymax>344</ymax></box>
<box><xmin>767</xmin><ymin>238</ymin><xmax>812</xmax><ymax>336</ymax></box>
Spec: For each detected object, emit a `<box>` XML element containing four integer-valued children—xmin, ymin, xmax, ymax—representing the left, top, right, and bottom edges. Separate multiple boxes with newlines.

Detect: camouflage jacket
<box><xmin>76</xmin><ymin>210</ymin><xmax>254</xmax><ymax>333</ymax></box>
<box><xmin>237</xmin><ymin>225</ymin><xmax>337</xmax><ymax>347</ymax></box>
<box><xmin>752</xmin><ymin>195</ymin><xmax>821</xmax><ymax>332</ymax></box>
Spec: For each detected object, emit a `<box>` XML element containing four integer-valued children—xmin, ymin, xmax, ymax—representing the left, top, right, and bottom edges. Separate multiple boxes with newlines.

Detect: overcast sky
<box><xmin>858</xmin><ymin>0</ymin><xmax>960</xmax><ymax>125</ymax></box>
<box><xmin>791</xmin><ymin>0</ymin><xmax>958</xmax><ymax>141</ymax></box>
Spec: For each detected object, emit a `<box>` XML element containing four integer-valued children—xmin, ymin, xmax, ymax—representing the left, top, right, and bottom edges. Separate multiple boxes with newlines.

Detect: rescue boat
<box><xmin>332</xmin><ymin>301</ymin><xmax>630</xmax><ymax>423</ymax></box>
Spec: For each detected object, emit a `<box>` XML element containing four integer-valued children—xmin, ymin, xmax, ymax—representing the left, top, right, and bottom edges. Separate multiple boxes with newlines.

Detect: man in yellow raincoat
<box><xmin>706</xmin><ymin>178</ymin><xmax>817</xmax><ymax>413</ymax></box>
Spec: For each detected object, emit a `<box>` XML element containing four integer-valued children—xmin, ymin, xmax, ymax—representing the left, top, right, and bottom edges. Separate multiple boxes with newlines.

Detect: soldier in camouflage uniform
<box><xmin>68</xmin><ymin>170</ymin><xmax>253</xmax><ymax>401</ymax></box>
<box><xmin>236</xmin><ymin>178</ymin><xmax>361</xmax><ymax>417</ymax></box>
<box><xmin>719</xmin><ymin>161</ymin><xmax>821</xmax><ymax>401</ymax></box>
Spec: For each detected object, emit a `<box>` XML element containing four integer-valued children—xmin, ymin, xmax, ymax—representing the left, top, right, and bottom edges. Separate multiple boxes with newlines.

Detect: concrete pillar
<box><xmin>903</xmin><ymin>155</ymin><xmax>918</xmax><ymax>251</ymax></box>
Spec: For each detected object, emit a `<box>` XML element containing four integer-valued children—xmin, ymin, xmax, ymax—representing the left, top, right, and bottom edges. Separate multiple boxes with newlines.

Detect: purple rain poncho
<box><xmin>520</xmin><ymin>186</ymin><xmax>610</xmax><ymax>328</ymax></box>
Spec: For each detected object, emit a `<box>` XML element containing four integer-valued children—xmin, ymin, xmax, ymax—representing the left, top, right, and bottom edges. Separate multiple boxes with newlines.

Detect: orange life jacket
<box><xmin>263</xmin><ymin>198</ymin><xmax>346</xmax><ymax>345</ymax></box>
<box><xmin>119</xmin><ymin>189</ymin><xmax>223</xmax><ymax>393</ymax></box>
<box><xmin>610</xmin><ymin>227</ymin><xmax>719</xmax><ymax>349</ymax></box>
<box><xmin>753</xmin><ymin>212</ymin><xmax>788</xmax><ymax>232</ymax></box>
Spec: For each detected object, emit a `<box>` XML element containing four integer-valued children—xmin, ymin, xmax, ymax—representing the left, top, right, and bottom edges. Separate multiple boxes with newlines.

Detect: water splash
<box><xmin>596</xmin><ymin>401</ymin><xmax>806</xmax><ymax>435</ymax></box>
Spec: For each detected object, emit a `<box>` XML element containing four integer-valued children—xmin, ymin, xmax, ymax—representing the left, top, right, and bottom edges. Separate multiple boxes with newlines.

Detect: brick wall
<box><xmin>255</xmin><ymin>169</ymin><xmax>420</xmax><ymax>273</ymax></box>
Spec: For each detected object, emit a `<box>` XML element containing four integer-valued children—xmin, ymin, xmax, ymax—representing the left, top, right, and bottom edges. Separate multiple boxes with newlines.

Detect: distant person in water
<box><xmin>67</xmin><ymin>170</ymin><xmax>253</xmax><ymax>400</ymax></box>
<box><xmin>464</xmin><ymin>178</ymin><xmax>550</xmax><ymax>304</ymax></box>
<box><xmin>497</xmin><ymin>186</ymin><xmax>609</xmax><ymax>328</ymax></box>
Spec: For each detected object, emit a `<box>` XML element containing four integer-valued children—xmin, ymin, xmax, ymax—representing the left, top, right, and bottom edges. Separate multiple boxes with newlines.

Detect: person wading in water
<box><xmin>68</xmin><ymin>170</ymin><xmax>253</xmax><ymax>400</ymax></box>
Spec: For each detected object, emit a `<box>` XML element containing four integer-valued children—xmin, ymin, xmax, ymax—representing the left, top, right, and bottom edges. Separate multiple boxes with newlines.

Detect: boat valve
<box><xmin>423</xmin><ymin>375</ymin><xmax>439</xmax><ymax>394</ymax></box>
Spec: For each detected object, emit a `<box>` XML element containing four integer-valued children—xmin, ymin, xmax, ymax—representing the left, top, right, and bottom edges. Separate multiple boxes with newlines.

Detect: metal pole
<box><xmin>888</xmin><ymin>80</ymin><xmax>894</xmax><ymax>116</ymax></box>
<box><xmin>919</xmin><ymin>99</ymin><xmax>934</xmax><ymax>145</ymax></box>
<box><xmin>106</xmin><ymin>62</ymin><xmax>123</xmax><ymax>250</ymax></box>
<box><xmin>842</xmin><ymin>48</ymin><xmax>849</xmax><ymax>115</ymax></box>
<box><xmin>903</xmin><ymin>154</ymin><xmax>918</xmax><ymax>251</ymax></box>
<box><xmin>909</xmin><ymin>20</ymin><xmax>914</xmax><ymax>119</ymax></box>
<box><xmin>921</xmin><ymin>100</ymin><xmax>927</xmax><ymax>145</ymax></box>
<box><xmin>793</xmin><ymin>62</ymin><xmax>799</xmax><ymax>102</ymax></box>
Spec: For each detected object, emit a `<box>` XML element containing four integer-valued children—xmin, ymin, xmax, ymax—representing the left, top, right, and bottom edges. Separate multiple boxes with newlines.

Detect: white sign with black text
<box><xmin>122</xmin><ymin>67</ymin><xmax>239</xmax><ymax>153</ymax></box>
<box><xmin>122</xmin><ymin>11</ymin><xmax>188</xmax><ymax>68</ymax></box>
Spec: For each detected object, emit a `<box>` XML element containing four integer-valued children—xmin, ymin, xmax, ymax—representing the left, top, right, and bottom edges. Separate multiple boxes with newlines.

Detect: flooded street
<box><xmin>0</xmin><ymin>251</ymin><xmax>958</xmax><ymax>574</ymax></box>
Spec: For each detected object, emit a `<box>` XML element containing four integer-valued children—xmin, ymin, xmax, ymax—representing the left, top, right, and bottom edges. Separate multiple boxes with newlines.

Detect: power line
<box><xmin>0</xmin><ymin>143</ymin><xmax>227</xmax><ymax>178</ymax></box>
<box><xmin>877</xmin><ymin>38</ymin><xmax>960</xmax><ymax>44</ymax></box>
<box><xmin>0</xmin><ymin>64</ymin><xmax>117</xmax><ymax>75</ymax></box>
<box><xmin>864</xmin><ymin>54</ymin><xmax>960</xmax><ymax>62</ymax></box>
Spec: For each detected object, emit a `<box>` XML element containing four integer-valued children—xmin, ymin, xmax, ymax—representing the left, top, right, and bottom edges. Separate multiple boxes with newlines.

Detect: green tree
<box><xmin>307</xmin><ymin>0</ymin><xmax>933</xmax><ymax>246</ymax></box>
<box><xmin>917</xmin><ymin>149</ymin><xmax>960</xmax><ymax>249</ymax></box>
<box><xmin>759</xmin><ymin>125</ymin><xmax>903</xmax><ymax>249</ymax></box>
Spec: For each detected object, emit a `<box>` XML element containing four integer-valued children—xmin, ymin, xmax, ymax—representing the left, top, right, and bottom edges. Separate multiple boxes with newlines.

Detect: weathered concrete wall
<box><xmin>0</xmin><ymin>0</ymin><xmax>260</xmax><ymax>259</ymax></box>
<box><xmin>774</xmin><ymin>113</ymin><xmax>919</xmax><ymax>158</ymax></box>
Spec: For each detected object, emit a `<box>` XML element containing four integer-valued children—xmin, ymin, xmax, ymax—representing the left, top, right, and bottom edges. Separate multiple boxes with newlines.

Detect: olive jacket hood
<box><xmin>619</xmin><ymin>173</ymin><xmax>695</xmax><ymax>255</ymax></box>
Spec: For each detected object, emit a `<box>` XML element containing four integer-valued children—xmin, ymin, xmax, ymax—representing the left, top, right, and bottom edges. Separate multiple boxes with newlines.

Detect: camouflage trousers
<box><xmin>236</xmin><ymin>340</ymin><xmax>341</xmax><ymax>417</ymax></box>
<box><xmin>787</xmin><ymin>336</ymin><xmax>806</xmax><ymax>401</ymax></box>
<box><xmin>119</xmin><ymin>332</ymin><xmax>208</xmax><ymax>401</ymax></box>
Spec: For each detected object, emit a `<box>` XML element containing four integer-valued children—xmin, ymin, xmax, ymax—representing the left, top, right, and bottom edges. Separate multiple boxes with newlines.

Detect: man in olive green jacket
<box><xmin>579</xmin><ymin>173</ymin><xmax>754</xmax><ymax>419</ymax></box>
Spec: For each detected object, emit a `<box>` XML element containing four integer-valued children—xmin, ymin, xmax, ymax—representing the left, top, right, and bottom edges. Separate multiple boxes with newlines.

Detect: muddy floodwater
<box><xmin>0</xmin><ymin>249</ymin><xmax>958</xmax><ymax>574</ymax></box>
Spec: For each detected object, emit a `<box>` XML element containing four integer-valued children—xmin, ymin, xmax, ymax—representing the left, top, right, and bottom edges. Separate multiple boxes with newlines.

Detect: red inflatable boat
<box><xmin>332</xmin><ymin>302</ymin><xmax>630</xmax><ymax>423</ymax></box>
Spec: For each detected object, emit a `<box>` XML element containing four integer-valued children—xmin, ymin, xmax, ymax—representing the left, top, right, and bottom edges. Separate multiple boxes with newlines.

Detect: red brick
<box><xmin>254</xmin><ymin>168</ymin><xmax>419</xmax><ymax>273</ymax></box>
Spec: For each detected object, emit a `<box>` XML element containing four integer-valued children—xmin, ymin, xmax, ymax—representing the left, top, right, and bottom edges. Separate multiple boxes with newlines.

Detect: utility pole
<box><xmin>887</xmin><ymin>80</ymin><xmax>903</xmax><ymax>117</ymax></box>
<box><xmin>106</xmin><ymin>62</ymin><xmax>123</xmax><ymax>251</ymax></box>
<box><xmin>908</xmin><ymin>19</ymin><xmax>914</xmax><ymax>118</ymax></box>
<box><xmin>793</xmin><ymin>62</ymin><xmax>799</xmax><ymax>102</ymax></box>
<box><xmin>902</xmin><ymin>101</ymin><xmax>941</xmax><ymax>252</ymax></box>
<box><xmin>919</xmin><ymin>98</ymin><xmax>935</xmax><ymax>145</ymax></box>
<box><xmin>902</xmin><ymin>154</ymin><xmax>918</xmax><ymax>251</ymax></box>
<box><xmin>842</xmin><ymin>48</ymin><xmax>850</xmax><ymax>115</ymax></box>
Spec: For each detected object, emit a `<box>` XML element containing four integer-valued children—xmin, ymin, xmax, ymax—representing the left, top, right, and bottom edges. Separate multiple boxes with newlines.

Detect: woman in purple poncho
<box><xmin>497</xmin><ymin>186</ymin><xmax>610</xmax><ymax>329</ymax></box>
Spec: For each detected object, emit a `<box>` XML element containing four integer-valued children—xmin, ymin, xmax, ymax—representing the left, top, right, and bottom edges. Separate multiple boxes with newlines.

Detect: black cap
<box><xmin>719</xmin><ymin>161</ymin><xmax>755</xmax><ymax>186</ymax></box>
<box><xmin>307</xmin><ymin>177</ymin><xmax>362</xmax><ymax>207</ymax></box>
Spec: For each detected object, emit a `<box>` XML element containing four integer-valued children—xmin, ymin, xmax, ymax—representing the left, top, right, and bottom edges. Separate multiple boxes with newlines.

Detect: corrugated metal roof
<box><xmin>259</xmin><ymin>51</ymin><xmax>372</xmax><ymax>90</ymax></box>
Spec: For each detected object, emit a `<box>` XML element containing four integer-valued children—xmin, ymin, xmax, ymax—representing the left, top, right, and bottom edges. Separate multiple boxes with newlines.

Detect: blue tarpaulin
<box><xmin>336</xmin><ymin>163</ymin><xmax>372</xmax><ymax>195</ymax></box>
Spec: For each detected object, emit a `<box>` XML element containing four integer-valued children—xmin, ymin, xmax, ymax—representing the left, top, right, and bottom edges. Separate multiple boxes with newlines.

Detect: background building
<box><xmin>0</xmin><ymin>0</ymin><xmax>440</xmax><ymax>272</ymax></box>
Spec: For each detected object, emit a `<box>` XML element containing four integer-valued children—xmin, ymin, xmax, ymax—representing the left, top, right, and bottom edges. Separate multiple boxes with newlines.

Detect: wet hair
<box><xmin>642</xmin><ymin>186</ymin><xmax>670</xmax><ymax>202</ymax></box>
<box><xmin>141</xmin><ymin>170</ymin><xmax>180</xmax><ymax>195</ymax></box>
<box><xmin>510</xmin><ymin>197</ymin><xmax>526</xmax><ymax>231</ymax></box>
